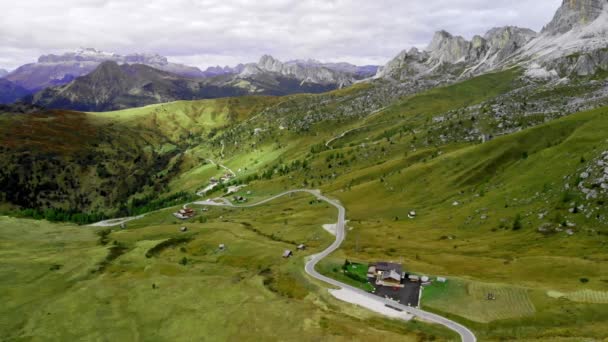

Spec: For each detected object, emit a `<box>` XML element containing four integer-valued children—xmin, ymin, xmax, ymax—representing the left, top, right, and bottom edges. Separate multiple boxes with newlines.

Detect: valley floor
<box><xmin>0</xmin><ymin>194</ymin><xmax>458</xmax><ymax>341</ymax></box>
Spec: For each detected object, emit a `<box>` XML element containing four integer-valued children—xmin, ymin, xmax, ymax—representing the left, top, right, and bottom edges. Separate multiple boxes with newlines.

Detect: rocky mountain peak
<box><xmin>376</xmin><ymin>24</ymin><xmax>538</xmax><ymax>80</ymax></box>
<box><xmin>542</xmin><ymin>0</ymin><xmax>607</xmax><ymax>35</ymax></box>
<box><xmin>427</xmin><ymin>30</ymin><xmax>455</xmax><ymax>51</ymax></box>
<box><xmin>257</xmin><ymin>55</ymin><xmax>284</xmax><ymax>72</ymax></box>
<box><xmin>482</xmin><ymin>26</ymin><xmax>538</xmax><ymax>60</ymax></box>
<box><xmin>426</xmin><ymin>30</ymin><xmax>471</xmax><ymax>64</ymax></box>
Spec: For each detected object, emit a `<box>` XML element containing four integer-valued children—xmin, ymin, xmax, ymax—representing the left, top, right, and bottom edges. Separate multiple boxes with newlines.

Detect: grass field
<box><xmin>422</xmin><ymin>279</ymin><xmax>536</xmax><ymax>323</ymax></box>
<box><xmin>0</xmin><ymin>193</ymin><xmax>458</xmax><ymax>341</ymax></box>
<box><xmin>548</xmin><ymin>289</ymin><xmax>608</xmax><ymax>304</ymax></box>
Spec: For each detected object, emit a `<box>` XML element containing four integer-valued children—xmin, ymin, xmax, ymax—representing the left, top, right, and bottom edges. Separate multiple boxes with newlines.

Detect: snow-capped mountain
<box><xmin>5</xmin><ymin>48</ymin><xmax>204</xmax><ymax>91</ymax></box>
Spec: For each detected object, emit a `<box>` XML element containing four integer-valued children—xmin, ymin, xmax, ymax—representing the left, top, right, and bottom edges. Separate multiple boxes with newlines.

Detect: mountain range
<box><xmin>26</xmin><ymin>55</ymin><xmax>376</xmax><ymax>111</ymax></box>
<box><xmin>4</xmin><ymin>48</ymin><xmax>205</xmax><ymax>91</ymax></box>
<box><xmin>378</xmin><ymin>0</ymin><xmax>608</xmax><ymax>82</ymax></box>
<box><xmin>1</xmin><ymin>48</ymin><xmax>379</xmax><ymax>108</ymax></box>
<box><xmin>13</xmin><ymin>0</ymin><xmax>606</xmax><ymax>111</ymax></box>
<box><xmin>1</xmin><ymin>0</ymin><xmax>606</xmax><ymax>111</ymax></box>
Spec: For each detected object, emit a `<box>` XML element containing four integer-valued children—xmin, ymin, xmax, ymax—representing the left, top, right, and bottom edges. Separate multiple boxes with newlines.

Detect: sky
<box><xmin>0</xmin><ymin>0</ymin><xmax>562</xmax><ymax>71</ymax></box>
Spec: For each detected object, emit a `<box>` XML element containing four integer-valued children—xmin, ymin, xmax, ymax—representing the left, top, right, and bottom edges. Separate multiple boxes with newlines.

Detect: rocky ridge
<box><xmin>239</xmin><ymin>55</ymin><xmax>357</xmax><ymax>88</ymax></box>
<box><xmin>376</xmin><ymin>27</ymin><xmax>537</xmax><ymax>81</ymax></box>
<box><xmin>377</xmin><ymin>0</ymin><xmax>608</xmax><ymax>81</ymax></box>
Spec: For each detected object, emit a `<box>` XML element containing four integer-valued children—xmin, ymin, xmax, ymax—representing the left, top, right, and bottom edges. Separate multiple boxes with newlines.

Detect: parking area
<box><xmin>370</xmin><ymin>277</ymin><xmax>421</xmax><ymax>307</ymax></box>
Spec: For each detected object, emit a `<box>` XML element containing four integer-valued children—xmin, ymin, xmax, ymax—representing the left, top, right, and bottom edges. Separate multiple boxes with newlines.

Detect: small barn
<box><xmin>282</xmin><ymin>250</ymin><xmax>293</xmax><ymax>258</ymax></box>
<box><xmin>173</xmin><ymin>208</ymin><xmax>196</xmax><ymax>220</ymax></box>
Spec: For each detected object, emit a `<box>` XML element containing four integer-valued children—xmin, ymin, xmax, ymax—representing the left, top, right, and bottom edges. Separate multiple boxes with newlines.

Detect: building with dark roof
<box><xmin>369</xmin><ymin>262</ymin><xmax>404</xmax><ymax>288</ymax></box>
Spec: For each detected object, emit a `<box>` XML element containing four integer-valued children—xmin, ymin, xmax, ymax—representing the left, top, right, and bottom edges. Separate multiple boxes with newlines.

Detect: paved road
<box><xmin>193</xmin><ymin>189</ymin><xmax>476</xmax><ymax>342</ymax></box>
<box><xmin>89</xmin><ymin>214</ymin><xmax>147</xmax><ymax>227</ymax></box>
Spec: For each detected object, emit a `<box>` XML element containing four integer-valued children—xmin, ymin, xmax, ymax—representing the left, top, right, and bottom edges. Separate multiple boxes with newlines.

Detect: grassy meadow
<box><xmin>0</xmin><ymin>193</ymin><xmax>457</xmax><ymax>341</ymax></box>
<box><xmin>2</xmin><ymin>65</ymin><xmax>608</xmax><ymax>341</ymax></box>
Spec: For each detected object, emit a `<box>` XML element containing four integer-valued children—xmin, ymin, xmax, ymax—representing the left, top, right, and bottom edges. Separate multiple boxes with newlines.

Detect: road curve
<box><xmin>193</xmin><ymin>189</ymin><xmax>476</xmax><ymax>342</ymax></box>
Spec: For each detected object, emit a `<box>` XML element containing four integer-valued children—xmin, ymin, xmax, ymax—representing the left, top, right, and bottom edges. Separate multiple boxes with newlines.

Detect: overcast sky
<box><xmin>0</xmin><ymin>0</ymin><xmax>562</xmax><ymax>71</ymax></box>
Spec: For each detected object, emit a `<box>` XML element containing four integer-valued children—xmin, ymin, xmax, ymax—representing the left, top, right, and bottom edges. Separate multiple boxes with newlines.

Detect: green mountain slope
<box><xmin>1</xmin><ymin>67</ymin><xmax>608</xmax><ymax>340</ymax></box>
<box><xmin>0</xmin><ymin>96</ymin><xmax>279</xmax><ymax>216</ymax></box>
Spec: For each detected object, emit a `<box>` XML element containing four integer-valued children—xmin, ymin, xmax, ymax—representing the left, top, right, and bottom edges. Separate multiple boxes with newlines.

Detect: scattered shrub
<box><xmin>512</xmin><ymin>214</ymin><xmax>523</xmax><ymax>231</ymax></box>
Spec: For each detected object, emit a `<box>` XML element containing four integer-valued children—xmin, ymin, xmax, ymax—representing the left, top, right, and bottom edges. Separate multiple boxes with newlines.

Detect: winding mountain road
<box><xmin>192</xmin><ymin>189</ymin><xmax>476</xmax><ymax>342</ymax></box>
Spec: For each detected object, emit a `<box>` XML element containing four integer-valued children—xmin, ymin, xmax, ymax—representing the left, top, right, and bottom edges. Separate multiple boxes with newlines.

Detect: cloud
<box><xmin>0</xmin><ymin>0</ymin><xmax>562</xmax><ymax>70</ymax></box>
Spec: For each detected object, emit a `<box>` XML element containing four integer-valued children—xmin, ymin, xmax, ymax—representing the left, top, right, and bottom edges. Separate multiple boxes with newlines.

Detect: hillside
<box><xmin>2</xmin><ymin>68</ymin><xmax>608</xmax><ymax>339</ymax></box>
<box><xmin>0</xmin><ymin>78</ymin><xmax>31</xmax><ymax>104</ymax></box>
<box><xmin>2</xmin><ymin>1</ymin><xmax>608</xmax><ymax>340</ymax></box>
<box><xmin>0</xmin><ymin>96</ymin><xmax>279</xmax><ymax>217</ymax></box>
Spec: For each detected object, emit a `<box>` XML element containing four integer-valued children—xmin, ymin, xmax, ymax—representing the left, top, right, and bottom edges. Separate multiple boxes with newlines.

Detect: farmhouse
<box><xmin>173</xmin><ymin>208</ymin><xmax>196</xmax><ymax>220</ymax></box>
<box><xmin>220</xmin><ymin>173</ymin><xmax>234</xmax><ymax>183</ymax></box>
<box><xmin>368</xmin><ymin>262</ymin><xmax>404</xmax><ymax>288</ymax></box>
<box><xmin>233</xmin><ymin>196</ymin><xmax>247</xmax><ymax>203</ymax></box>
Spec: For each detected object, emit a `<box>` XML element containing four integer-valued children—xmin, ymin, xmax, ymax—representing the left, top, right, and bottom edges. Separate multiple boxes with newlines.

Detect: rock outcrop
<box><xmin>542</xmin><ymin>0</ymin><xmax>606</xmax><ymax>35</ymax></box>
<box><xmin>374</xmin><ymin>48</ymin><xmax>431</xmax><ymax>80</ymax></box>
<box><xmin>544</xmin><ymin>48</ymin><xmax>608</xmax><ymax>76</ymax></box>
<box><xmin>520</xmin><ymin>0</ymin><xmax>608</xmax><ymax>76</ymax></box>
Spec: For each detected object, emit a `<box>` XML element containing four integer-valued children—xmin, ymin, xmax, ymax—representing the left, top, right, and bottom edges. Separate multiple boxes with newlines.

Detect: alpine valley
<box><xmin>1</xmin><ymin>1</ymin><xmax>608</xmax><ymax>341</ymax></box>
